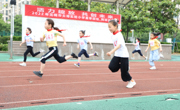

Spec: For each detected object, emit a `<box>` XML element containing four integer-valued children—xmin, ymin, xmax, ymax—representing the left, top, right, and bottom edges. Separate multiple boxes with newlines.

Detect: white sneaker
<box><xmin>74</xmin><ymin>63</ymin><xmax>80</xmax><ymax>67</ymax></box>
<box><xmin>40</xmin><ymin>49</ymin><xmax>44</xmax><ymax>53</ymax></box>
<box><xmin>131</xmin><ymin>57</ymin><xmax>135</xmax><ymax>60</ymax></box>
<box><xmin>94</xmin><ymin>51</ymin><xmax>99</xmax><ymax>57</ymax></box>
<box><xmin>126</xmin><ymin>81</ymin><xmax>136</xmax><ymax>88</ymax></box>
<box><xmin>19</xmin><ymin>63</ymin><xmax>26</xmax><ymax>66</ymax></box>
<box><xmin>159</xmin><ymin>53</ymin><xmax>164</xmax><ymax>58</ymax></box>
<box><xmin>150</xmin><ymin>66</ymin><xmax>156</xmax><ymax>70</ymax></box>
<box><xmin>145</xmin><ymin>57</ymin><xmax>147</xmax><ymax>61</ymax></box>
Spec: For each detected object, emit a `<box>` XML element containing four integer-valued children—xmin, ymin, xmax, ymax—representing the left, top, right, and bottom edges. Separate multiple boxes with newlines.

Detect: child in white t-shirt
<box><xmin>131</xmin><ymin>38</ymin><xmax>147</xmax><ymax>60</ymax></box>
<box><xmin>107</xmin><ymin>19</ymin><xmax>136</xmax><ymax>88</ymax></box>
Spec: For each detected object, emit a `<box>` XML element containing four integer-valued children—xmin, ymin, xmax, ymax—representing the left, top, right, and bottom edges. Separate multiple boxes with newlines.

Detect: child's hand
<box><xmin>40</xmin><ymin>37</ymin><xmax>43</xmax><ymax>42</ymax></box>
<box><xmin>106</xmin><ymin>52</ymin><xmax>111</xmax><ymax>56</ymax></box>
<box><xmin>160</xmin><ymin>49</ymin><xmax>162</xmax><ymax>52</ymax></box>
<box><xmin>20</xmin><ymin>44</ymin><xmax>22</xmax><ymax>47</ymax></box>
<box><xmin>63</xmin><ymin>43</ymin><xmax>67</xmax><ymax>46</ymax></box>
<box><xmin>91</xmin><ymin>47</ymin><xmax>93</xmax><ymax>50</ymax></box>
<box><xmin>145</xmin><ymin>49</ymin><xmax>148</xmax><ymax>52</ymax></box>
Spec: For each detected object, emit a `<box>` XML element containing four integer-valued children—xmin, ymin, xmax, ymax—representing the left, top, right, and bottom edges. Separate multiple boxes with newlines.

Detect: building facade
<box><xmin>1</xmin><ymin>0</ymin><xmax>31</xmax><ymax>22</ymax></box>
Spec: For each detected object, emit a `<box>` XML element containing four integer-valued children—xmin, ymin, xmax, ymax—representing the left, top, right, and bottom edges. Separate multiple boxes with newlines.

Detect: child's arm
<box><xmin>133</xmin><ymin>43</ymin><xmax>137</xmax><ymax>46</ymax></box>
<box><xmin>20</xmin><ymin>41</ymin><xmax>26</xmax><ymax>47</ymax></box>
<box><xmin>88</xmin><ymin>41</ymin><xmax>93</xmax><ymax>50</ymax></box>
<box><xmin>107</xmin><ymin>44</ymin><xmax>121</xmax><ymax>56</ymax></box>
<box><xmin>145</xmin><ymin>42</ymin><xmax>150</xmax><ymax>52</ymax></box>
<box><xmin>77</xmin><ymin>44</ymin><xmax>80</xmax><ymax>49</ymax></box>
<box><xmin>159</xmin><ymin>42</ymin><xmax>162</xmax><ymax>52</ymax></box>
<box><xmin>57</xmin><ymin>33</ymin><xmax>66</xmax><ymax>46</ymax></box>
<box><xmin>40</xmin><ymin>37</ymin><xmax>45</xmax><ymax>42</ymax></box>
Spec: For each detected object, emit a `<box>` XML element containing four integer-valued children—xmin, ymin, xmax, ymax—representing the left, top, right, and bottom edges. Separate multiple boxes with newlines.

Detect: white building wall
<box><xmin>1</xmin><ymin>0</ymin><xmax>31</xmax><ymax>22</ymax></box>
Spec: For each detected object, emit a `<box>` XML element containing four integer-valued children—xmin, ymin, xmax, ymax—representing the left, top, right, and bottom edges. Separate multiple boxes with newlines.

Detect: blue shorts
<box><xmin>78</xmin><ymin>49</ymin><xmax>89</xmax><ymax>58</ymax></box>
<box><xmin>132</xmin><ymin>50</ymin><xmax>143</xmax><ymax>56</ymax></box>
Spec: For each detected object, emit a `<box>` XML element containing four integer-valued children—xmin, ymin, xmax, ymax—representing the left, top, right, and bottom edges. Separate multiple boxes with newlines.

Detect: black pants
<box><xmin>24</xmin><ymin>46</ymin><xmax>40</xmax><ymax>62</ymax></box>
<box><xmin>40</xmin><ymin>46</ymin><xmax>66</xmax><ymax>64</ymax></box>
<box><xmin>132</xmin><ymin>50</ymin><xmax>143</xmax><ymax>56</ymax></box>
<box><xmin>78</xmin><ymin>49</ymin><xmax>89</xmax><ymax>58</ymax></box>
<box><xmin>108</xmin><ymin>56</ymin><xmax>132</xmax><ymax>82</ymax></box>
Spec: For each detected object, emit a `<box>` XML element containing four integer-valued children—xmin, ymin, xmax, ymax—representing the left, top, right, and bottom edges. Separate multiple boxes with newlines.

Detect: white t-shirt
<box><xmin>135</xmin><ymin>42</ymin><xmax>140</xmax><ymax>50</ymax></box>
<box><xmin>111</xmin><ymin>32</ymin><xmax>129</xmax><ymax>58</ymax></box>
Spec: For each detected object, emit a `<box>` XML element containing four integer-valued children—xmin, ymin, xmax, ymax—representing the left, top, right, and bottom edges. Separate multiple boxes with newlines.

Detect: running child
<box><xmin>145</xmin><ymin>32</ymin><xmax>163</xmax><ymax>70</ymax></box>
<box><xmin>19</xmin><ymin>27</ymin><xmax>44</xmax><ymax>66</ymax></box>
<box><xmin>33</xmin><ymin>19</ymin><xmax>78</xmax><ymax>77</ymax></box>
<box><xmin>74</xmin><ymin>30</ymin><xmax>98</xmax><ymax>67</ymax></box>
<box><xmin>107</xmin><ymin>19</ymin><xmax>136</xmax><ymax>88</ymax></box>
<box><xmin>131</xmin><ymin>38</ymin><xmax>147</xmax><ymax>60</ymax></box>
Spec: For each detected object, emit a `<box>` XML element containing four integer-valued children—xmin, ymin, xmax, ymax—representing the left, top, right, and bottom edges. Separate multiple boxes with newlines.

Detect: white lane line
<box><xmin>0</xmin><ymin>77</ymin><xmax>180</xmax><ymax>88</ymax></box>
<box><xmin>0</xmin><ymin>88</ymin><xmax>180</xmax><ymax>105</ymax></box>
<box><xmin>0</xmin><ymin>71</ymin><xmax>180</xmax><ymax>78</ymax></box>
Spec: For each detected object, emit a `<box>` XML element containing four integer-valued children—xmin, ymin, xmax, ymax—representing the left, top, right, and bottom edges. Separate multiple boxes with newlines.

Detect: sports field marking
<box><xmin>0</xmin><ymin>70</ymin><xmax>179</xmax><ymax>78</ymax></box>
<box><xmin>0</xmin><ymin>77</ymin><xmax>180</xmax><ymax>88</ymax></box>
<box><xmin>0</xmin><ymin>88</ymin><xmax>180</xmax><ymax>105</ymax></box>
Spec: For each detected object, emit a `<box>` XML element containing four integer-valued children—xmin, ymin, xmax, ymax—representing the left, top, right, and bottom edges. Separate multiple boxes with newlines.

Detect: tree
<box><xmin>59</xmin><ymin>0</ymin><xmax>87</xmax><ymax>10</ymax></box>
<box><xmin>120</xmin><ymin>0</ymin><xmax>180</xmax><ymax>42</ymax></box>
<box><xmin>147</xmin><ymin>0</ymin><xmax>180</xmax><ymax>36</ymax></box>
<box><xmin>31</xmin><ymin>0</ymin><xmax>56</xmax><ymax>7</ymax></box>
<box><xmin>0</xmin><ymin>14</ymin><xmax>10</xmax><ymax>32</ymax></box>
<box><xmin>120</xmin><ymin>0</ymin><xmax>150</xmax><ymax>42</ymax></box>
<box><xmin>31</xmin><ymin>0</ymin><xmax>88</xmax><ymax>11</ymax></box>
<box><xmin>90</xmin><ymin>2</ymin><xmax>116</xmax><ymax>14</ymax></box>
<box><xmin>14</xmin><ymin>15</ymin><xmax>22</xmax><ymax>33</ymax></box>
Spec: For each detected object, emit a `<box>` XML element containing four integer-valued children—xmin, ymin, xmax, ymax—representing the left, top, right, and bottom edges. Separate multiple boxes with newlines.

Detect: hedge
<box><xmin>0</xmin><ymin>44</ymin><xmax>8</xmax><ymax>51</ymax></box>
<box><xmin>0</xmin><ymin>36</ymin><xmax>21</xmax><ymax>44</ymax></box>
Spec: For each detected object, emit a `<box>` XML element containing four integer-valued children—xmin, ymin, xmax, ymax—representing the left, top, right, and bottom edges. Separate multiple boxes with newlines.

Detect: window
<box><xmin>27</xmin><ymin>1</ymin><xmax>29</xmax><ymax>4</ymax></box>
<box><xmin>6</xmin><ymin>10</ymin><xmax>8</xmax><ymax>15</ymax></box>
<box><xmin>6</xmin><ymin>3</ymin><xmax>8</xmax><ymax>8</ymax></box>
<box><xmin>6</xmin><ymin>17</ymin><xmax>8</xmax><ymax>21</ymax></box>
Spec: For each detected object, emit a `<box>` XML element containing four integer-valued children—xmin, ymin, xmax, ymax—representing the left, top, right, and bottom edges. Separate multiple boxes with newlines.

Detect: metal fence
<box><xmin>0</xmin><ymin>31</ymin><xmax>21</xmax><ymax>37</ymax></box>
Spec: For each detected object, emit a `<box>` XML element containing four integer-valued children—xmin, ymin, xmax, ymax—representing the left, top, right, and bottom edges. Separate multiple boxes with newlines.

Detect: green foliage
<box><xmin>32</xmin><ymin>0</ymin><xmax>88</xmax><ymax>10</ymax></box>
<box><xmin>120</xmin><ymin>0</ymin><xmax>180</xmax><ymax>42</ymax></box>
<box><xmin>0</xmin><ymin>44</ymin><xmax>8</xmax><ymax>51</ymax></box>
<box><xmin>0</xmin><ymin>36</ymin><xmax>21</xmax><ymax>44</ymax></box>
<box><xmin>14</xmin><ymin>15</ymin><xmax>22</xmax><ymax>33</ymax></box>
<box><xmin>59</xmin><ymin>0</ymin><xmax>88</xmax><ymax>10</ymax></box>
<box><xmin>31</xmin><ymin>0</ymin><xmax>57</xmax><ymax>7</ymax></box>
<box><xmin>174</xmin><ymin>42</ymin><xmax>180</xmax><ymax>53</ymax></box>
<box><xmin>0</xmin><ymin>36</ymin><xmax>10</xmax><ymax>44</ymax></box>
<box><xmin>13</xmin><ymin>36</ymin><xmax>22</xmax><ymax>41</ymax></box>
<box><xmin>90</xmin><ymin>2</ymin><xmax>116</xmax><ymax>14</ymax></box>
<box><xmin>0</xmin><ymin>14</ymin><xmax>10</xmax><ymax>32</ymax></box>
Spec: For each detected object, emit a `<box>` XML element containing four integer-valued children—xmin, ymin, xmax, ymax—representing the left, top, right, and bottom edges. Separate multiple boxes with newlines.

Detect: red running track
<box><xmin>0</xmin><ymin>61</ymin><xmax>180</xmax><ymax>109</ymax></box>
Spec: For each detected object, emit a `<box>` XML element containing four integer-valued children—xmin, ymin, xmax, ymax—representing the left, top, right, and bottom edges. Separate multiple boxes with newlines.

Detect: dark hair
<box><xmin>109</xmin><ymin>19</ymin><xmax>119</xmax><ymax>28</ymax></box>
<box><xmin>136</xmin><ymin>38</ymin><xmax>140</xmax><ymax>45</ymax></box>
<box><xmin>80</xmin><ymin>30</ymin><xmax>85</xmax><ymax>35</ymax></box>
<box><xmin>54</xmin><ymin>27</ymin><xmax>62</xmax><ymax>33</ymax></box>
<box><xmin>27</xmin><ymin>27</ymin><xmax>32</xmax><ymax>34</ymax></box>
<box><xmin>151</xmin><ymin>32</ymin><xmax>160</xmax><ymax>37</ymax></box>
<box><xmin>46</xmin><ymin>18</ymin><xmax>54</xmax><ymax>28</ymax></box>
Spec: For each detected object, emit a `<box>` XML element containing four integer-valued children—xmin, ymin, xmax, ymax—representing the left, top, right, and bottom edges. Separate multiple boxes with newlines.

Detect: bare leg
<box><xmin>78</xmin><ymin>57</ymin><xmax>81</xmax><ymax>63</ymax></box>
<box><xmin>132</xmin><ymin>54</ymin><xmax>134</xmax><ymax>58</ymax></box>
<box><xmin>142</xmin><ymin>55</ymin><xmax>146</xmax><ymax>58</ymax></box>
<box><xmin>89</xmin><ymin>53</ymin><xmax>94</xmax><ymax>57</ymax></box>
<box><xmin>65</xmin><ymin>55</ymin><xmax>73</xmax><ymax>60</ymax></box>
<box><xmin>40</xmin><ymin>63</ymin><xmax>45</xmax><ymax>73</ymax></box>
